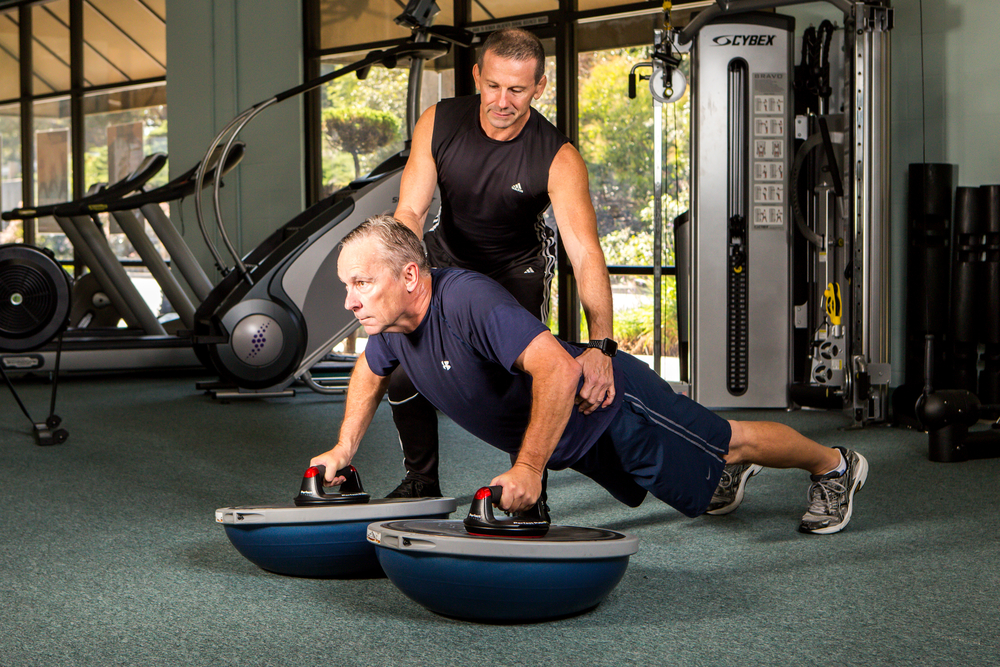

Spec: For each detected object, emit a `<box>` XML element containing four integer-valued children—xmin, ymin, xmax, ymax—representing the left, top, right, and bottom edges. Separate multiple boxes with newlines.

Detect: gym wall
<box><xmin>165</xmin><ymin>0</ymin><xmax>305</xmax><ymax>282</ymax></box>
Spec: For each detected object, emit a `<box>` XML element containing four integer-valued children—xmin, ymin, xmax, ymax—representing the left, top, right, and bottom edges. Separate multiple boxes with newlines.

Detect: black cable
<box><xmin>1</xmin><ymin>363</ymin><xmax>36</xmax><ymax>426</ymax></box>
<box><xmin>48</xmin><ymin>330</ymin><xmax>64</xmax><ymax>420</ymax></box>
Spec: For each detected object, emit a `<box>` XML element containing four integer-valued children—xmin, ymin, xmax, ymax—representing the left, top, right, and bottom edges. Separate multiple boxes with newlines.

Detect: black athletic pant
<box><xmin>387</xmin><ymin>232</ymin><xmax>551</xmax><ymax>490</ymax></box>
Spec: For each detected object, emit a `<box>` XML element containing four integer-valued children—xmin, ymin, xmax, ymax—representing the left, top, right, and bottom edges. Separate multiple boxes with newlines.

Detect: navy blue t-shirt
<box><xmin>364</xmin><ymin>268</ymin><xmax>623</xmax><ymax>469</ymax></box>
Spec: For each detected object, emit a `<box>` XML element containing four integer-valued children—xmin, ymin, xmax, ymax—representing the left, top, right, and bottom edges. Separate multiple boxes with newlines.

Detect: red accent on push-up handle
<box><xmin>474</xmin><ymin>487</ymin><xmax>493</xmax><ymax>500</ymax></box>
<box><xmin>304</xmin><ymin>466</ymin><xmax>320</xmax><ymax>478</ymax></box>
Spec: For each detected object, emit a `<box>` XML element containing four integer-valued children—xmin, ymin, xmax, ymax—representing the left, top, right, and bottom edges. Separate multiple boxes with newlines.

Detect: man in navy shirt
<box><xmin>312</xmin><ymin>216</ymin><xmax>869</xmax><ymax>534</ymax></box>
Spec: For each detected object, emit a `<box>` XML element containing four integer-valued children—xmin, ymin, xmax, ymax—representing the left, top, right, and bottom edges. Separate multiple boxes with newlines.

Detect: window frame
<box><xmin>0</xmin><ymin>0</ymin><xmax>166</xmax><ymax>251</ymax></box>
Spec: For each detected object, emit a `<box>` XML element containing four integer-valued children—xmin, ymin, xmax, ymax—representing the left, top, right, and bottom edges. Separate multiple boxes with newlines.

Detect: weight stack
<box><xmin>948</xmin><ymin>186</ymin><xmax>985</xmax><ymax>394</ymax></box>
<box><xmin>894</xmin><ymin>164</ymin><xmax>955</xmax><ymax>423</ymax></box>
<box><xmin>980</xmin><ymin>184</ymin><xmax>1000</xmax><ymax>406</ymax></box>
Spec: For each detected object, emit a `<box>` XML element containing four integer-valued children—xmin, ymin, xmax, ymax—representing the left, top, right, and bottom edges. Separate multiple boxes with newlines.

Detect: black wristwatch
<box><xmin>587</xmin><ymin>338</ymin><xmax>618</xmax><ymax>357</ymax></box>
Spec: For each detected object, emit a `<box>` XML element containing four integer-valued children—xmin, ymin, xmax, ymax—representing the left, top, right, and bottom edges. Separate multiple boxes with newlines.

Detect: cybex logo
<box><xmin>712</xmin><ymin>34</ymin><xmax>776</xmax><ymax>46</ymax></box>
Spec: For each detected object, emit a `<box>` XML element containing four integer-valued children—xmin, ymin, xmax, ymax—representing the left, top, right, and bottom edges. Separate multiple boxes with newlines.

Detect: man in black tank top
<box><xmin>387</xmin><ymin>28</ymin><xmax>616</xmax><ymax>509</ymax></box>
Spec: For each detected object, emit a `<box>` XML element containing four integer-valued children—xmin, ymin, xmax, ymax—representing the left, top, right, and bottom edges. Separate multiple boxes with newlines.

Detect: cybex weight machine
<box><xmin>668</xmin><ymin>0</ymin><xmax>892</xmax><ymax>426</ymax></box>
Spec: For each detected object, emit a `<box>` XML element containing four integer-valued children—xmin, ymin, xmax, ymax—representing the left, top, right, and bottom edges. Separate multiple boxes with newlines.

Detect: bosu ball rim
<box><xmin>215</xmin><ymin>497</ymin><xmax>458</xmax><ymax>578</ymax></box>
<box><xmin>368</xmin><ymin>519</ymin><xmax>639</xmax><ymax>622</ymax></box>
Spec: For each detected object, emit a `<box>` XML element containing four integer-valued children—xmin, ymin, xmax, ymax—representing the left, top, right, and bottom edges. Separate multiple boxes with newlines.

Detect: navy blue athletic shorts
<box><xmin>570</xmin><ymin>353</ymin><xmax>732</xmax><ymax>517</ymax></box>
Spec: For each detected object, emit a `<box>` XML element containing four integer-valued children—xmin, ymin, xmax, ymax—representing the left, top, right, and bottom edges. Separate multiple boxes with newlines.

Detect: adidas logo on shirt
<box><xmin>511</xmin><ymin>183</ymin><xmax>523</xmax><ymax>193</ymax></box>
<box><xmin>523</xmin><ymin>267</ymin><xmax>535</xmax><ymax>274</ymax></box>
<box><xmin>441</xmin><ymin>360</ymin><xmax>452</xmax><ymax>371</ymax></box>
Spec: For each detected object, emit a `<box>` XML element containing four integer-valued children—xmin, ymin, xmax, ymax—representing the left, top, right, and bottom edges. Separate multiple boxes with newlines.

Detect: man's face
<box><xmin>338</xmin><ymin>239</ymin><xmax>408</xmax><ymax>335</ymax></box>
<box><xmin>473</xmin><ymin>50</ymin><xmax>547</xmax><ymax>135</ymax></box>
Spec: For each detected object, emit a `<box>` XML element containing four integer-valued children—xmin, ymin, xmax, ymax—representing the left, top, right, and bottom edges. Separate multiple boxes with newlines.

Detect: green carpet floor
<box><xmin>2</xmin><ymin>372</ymin><xmax>998</xmax><ymax>666</ymax></box>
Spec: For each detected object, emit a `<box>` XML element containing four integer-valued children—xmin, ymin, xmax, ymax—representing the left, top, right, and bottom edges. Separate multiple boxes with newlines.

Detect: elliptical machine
<box><xmin>190</xmin><ymin>0</ymin><xmax>475</xmax><ymax>398</ymax></box>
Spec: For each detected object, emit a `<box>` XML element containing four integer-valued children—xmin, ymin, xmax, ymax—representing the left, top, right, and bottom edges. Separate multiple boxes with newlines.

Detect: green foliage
<box><xmin>322</xmin><ymin>151</ymin><xmax>357</xmax><ymax>195</ymax></box>
<box><xmin>612</xmin><ymin>278</ymin><xmax>680</xmax><ymax>357</ymax></box>
<box><xmin>578</xmin><ymin>48</ymin><xmax>691</xmax><ymax>237</ymax></box>
<box><xmin>322</xmin><ymin>106</ymin><xmax>400</xmax><ymax>180</ymax></box>
<box><xmin>321</xmin><ymin>65</ymin><xmax>408</xmax><ymax>190</ymax></box>
<box><xmin>84</xmin><ymin>148</ymin><xmax>109</xmax><ymax>194</ymax></box>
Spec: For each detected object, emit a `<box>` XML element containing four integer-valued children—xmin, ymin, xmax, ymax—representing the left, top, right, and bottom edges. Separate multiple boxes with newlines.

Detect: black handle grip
<box><xmin>294</xmin><ymin>464</ymin><xmax>370</xmax><ymax>506</ymax></box>
<box><xmin>488</xmin><ymin>485</ymin><xmax>503</xmax><ymax>505</ymax></box>
<box><xmin>463</xmin><ymin>485</ymin><xmax>549</xmax><ymax>537</ymax></box>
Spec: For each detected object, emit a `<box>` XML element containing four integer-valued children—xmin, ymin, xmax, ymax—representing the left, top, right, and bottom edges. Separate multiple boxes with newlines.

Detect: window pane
<box><xmin>83</xmin><ymin>84</ymin><xmax>167</xmax><ymax>192</ymax></box>
<box><xmin>84</xmin><ymin>0</ymin><xmax>167</xmax><ymax>87</ymax></box>
<box><xmin>611</xmin><ymin>274</ymin><xmax>680</xmax><ymax>380</ymax></box>
<box><xmin>84</xmin><ymin>82</ymin><xmax>167</xmax><ymax>257</ymax></box>
<box><xmin>32</xmin><ymin>0</ymin><xmax>71</xmax><ymax>94</ymax></box>
<box><xmin>82</xmin><ymin>84</ymin><xmax>168</xmax><ymax>318</ymax></box>
<box><xmin>319</xmin><ymin>53</ymin><xmax>452</xmax><ymax>197</ymax></box>
<box><xmin>578</xmin><ymin>23</ymin><xmax>690</xmax><ymax>373</ymax></box>
<box><xmin>319</xmin><ymin>0</ymin><xmax>453</xmax><ymax>50</ymax></box>
<box><xmin>0</xmin><ymin>103</ymin><xmax>22</xmax><ymax>243</ymax></box>
<box><xmin>0</xmin><ymin>10</ymin><xmax>19</xmax><ymax>101</ymax></box>
<box><xmin>33</xmin><ymin>97</ymin><xmax>71</xmax><ymax>257</ymax></box>
<box><xmin>471</xmin><ymin>1</ymin><xmax>557</xmax><ymax>22</ymax></box>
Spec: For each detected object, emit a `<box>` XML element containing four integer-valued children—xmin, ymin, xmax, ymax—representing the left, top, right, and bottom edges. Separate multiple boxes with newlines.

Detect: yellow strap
<box><xmin>824</xmin><ymin>282</ymin><xmax>842</xmax><ymax>326</ymax></box>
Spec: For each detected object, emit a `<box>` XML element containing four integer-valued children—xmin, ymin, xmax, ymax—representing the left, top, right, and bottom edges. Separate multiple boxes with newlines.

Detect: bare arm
<box><xmin>310</xmin><ymin>351</ymin><xmax>391</xmax><ymax>485</ymax></box>
<box><xmin>548</xmin><ymin>143</ymin><xmax>616</xmax><ymax>413</ymax></box>
<box><xmin>489</xmin><ymin>332</ymin><xmax>583</xmax><ymax>512</ymax></box>
<box><xmin>393</xmin><ymin>105</ymin><xmax>439</xmax><ymax>239</ymax></box>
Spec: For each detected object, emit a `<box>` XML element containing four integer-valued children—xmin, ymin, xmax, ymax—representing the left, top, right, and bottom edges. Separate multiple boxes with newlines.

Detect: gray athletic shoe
<box><xmin>799</xmin><ymin>447</ymin><xmax>869</xmax><ymax>535</ymax></box>
<box><xmin>706</xmin><ymin>463</ymin><xmax>763</xmax><ymax>515</ymax></box>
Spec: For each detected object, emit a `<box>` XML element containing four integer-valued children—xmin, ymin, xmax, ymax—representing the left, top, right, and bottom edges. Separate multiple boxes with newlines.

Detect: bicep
<box><xmin>515</xmin><ymin>332</ymin><xmax>581</xmax><ymax>382</ymax></box>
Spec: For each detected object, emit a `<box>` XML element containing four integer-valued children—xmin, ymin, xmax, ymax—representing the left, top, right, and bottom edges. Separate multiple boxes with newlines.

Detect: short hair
<box><xmin>341</xmin><ymin>215</ymin><xmax>430</xmax><ymax>276</ymax></box>
<box><xmin>478</xmin><ymin>28</ymin><xmax>545</xmax><ymax>84</ymax></box>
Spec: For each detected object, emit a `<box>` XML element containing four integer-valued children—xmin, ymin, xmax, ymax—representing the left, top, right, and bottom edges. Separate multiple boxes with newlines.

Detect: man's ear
<box><xmin>403</xmin><ymin>262</ymin><xmax>420</xmax><ymax>292</ymax></box>
<box><xmin>533</xmin><ymin>74</ymin><xmax>548</xmax><ymax>100</ymax></box>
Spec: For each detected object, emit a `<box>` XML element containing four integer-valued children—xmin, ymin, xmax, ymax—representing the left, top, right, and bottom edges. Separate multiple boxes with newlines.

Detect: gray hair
<box><xmin>341</xmin><ymin>215</ymin><xmax>430</xmax><ymax>276</ymax></box>
<box><xmin>478</xmin><ymin>28</ymin><xmax>545</xmax><ymax>84</ymax></box>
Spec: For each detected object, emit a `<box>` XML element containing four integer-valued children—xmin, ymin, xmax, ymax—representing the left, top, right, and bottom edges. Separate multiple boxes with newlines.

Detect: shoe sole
<box><xmin>706</xmin><ymin>464</ymin><xmax>763</xmax><ymax>515</ymax></box>
<box><xmin>800</xmin><ymin>452</ymin><xmax>869</xmax><ymax>535</ymax></box>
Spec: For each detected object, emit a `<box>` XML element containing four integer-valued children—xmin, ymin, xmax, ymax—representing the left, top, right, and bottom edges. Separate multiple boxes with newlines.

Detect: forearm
<box><xmin>391</xmin><ymin>205</ymin><xmax>426</xmax><ymax>240</ymax></box>
<box><xmin>548</xmin><ymin>145</ymin><xmax>614</xmax><ymax>341</ymax></box>
<box><xmin>514</xmin><ymin>359</ymin><xmax>581</xmax><ymax>474</ymax></box>
<box><xmin>334</xmin><ymin>354</ymin><xmax>391</xmax><ymax>458</ymax></box>
<box><xmin>574</xmin><ymin>251</ymin><xmax>614</xmax><ymax>340</ymax></box>
<box><xmin>392</xmin><ymin>106</ymin><xmax>437</xmax><ymax>239</ymax></box>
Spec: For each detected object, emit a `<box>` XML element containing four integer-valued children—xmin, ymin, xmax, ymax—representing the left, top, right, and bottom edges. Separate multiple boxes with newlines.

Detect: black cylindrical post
<box><xmin>948</xmin><ymin>186</ymin><xmax>985</xmax><ymax>393</ymax></box>
<box><xmin>979</xmin><ymin>184</ymin><xmax>1000</xmax><ymax>406</ymax></box>
<box><xmin>895</xmin><ymin>164</ymin><xmax>955</xmax><ymax>422</ymax></box>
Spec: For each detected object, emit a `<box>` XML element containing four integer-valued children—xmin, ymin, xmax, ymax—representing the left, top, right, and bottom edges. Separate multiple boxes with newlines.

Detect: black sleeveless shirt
<box><xmin>429</xmin><ymin>95</ymin><xmax>570</xmax><ymax>273</ymax></box>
